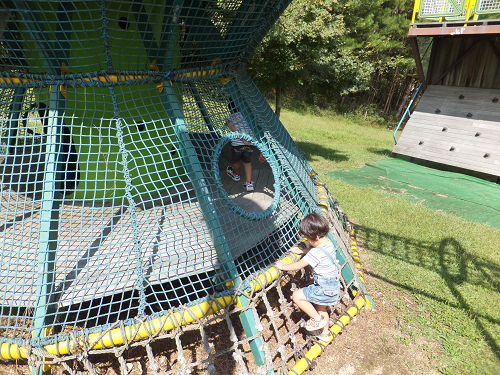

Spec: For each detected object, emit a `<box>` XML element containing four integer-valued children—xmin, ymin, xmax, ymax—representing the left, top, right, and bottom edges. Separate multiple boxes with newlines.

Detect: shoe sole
<box><xmin>226</xmin><ymin>168</ymin><xmax>240</xmax><ymax>181</ymax></box>
<box><xmin>304</xmin><ymin>319</ymin><xmax>327</xmax><ymax>331</ymax></box>
<box><xmin>316</xmin><ymin>333</ymin><xmax>331</xmax><ymax>342</ymax></box>
<box><xmin>227</xmin><ymin>173</ymin><xmax>240</xmax><ymax>181</ymax></box>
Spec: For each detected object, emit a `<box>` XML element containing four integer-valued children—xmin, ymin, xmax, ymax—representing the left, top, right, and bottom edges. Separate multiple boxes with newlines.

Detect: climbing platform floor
<box><xmin>218</xmin><ymin>143</ymin><xmax>276</xmax><ymax>213</ymax></box>
<box><xmin>0</xmin><ymin>145</ymin><xmax>295</xmax><ymax>308</ymax></box>
<box><xmin>393</xmin><ymin>85</ymin><xmax>500</xmax><ymax>177</ymax></box>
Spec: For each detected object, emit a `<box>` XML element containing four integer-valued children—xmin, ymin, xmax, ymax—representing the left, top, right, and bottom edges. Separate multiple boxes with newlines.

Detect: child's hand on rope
<box><xmin>290</xmin><ymin>246</ymin><xmax>304</xmax><ymax>255</ymax></box>
<box><xmin>274</xmin><ymin>260</ymin><xmax>286</xmax><ymax>270</ymax></box>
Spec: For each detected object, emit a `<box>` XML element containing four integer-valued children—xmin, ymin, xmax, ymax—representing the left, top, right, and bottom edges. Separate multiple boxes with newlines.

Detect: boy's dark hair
<box><xmin>299</xmin><ymin>212</ymin><xmax>329</xmax><ymax>240</ymax></box>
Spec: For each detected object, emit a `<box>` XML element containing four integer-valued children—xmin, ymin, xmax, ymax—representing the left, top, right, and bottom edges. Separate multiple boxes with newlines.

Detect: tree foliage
<box><xmin>248</xmin><ymin>0</ymin><xmax>417</xmax><ymax>119</ymax></box>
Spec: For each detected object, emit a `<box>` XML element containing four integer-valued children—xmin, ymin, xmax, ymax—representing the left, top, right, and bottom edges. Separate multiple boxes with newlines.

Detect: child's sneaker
<box><xmin>304</xmin><ymin>316</ymin><xmax>327</xmax><ymax>331</ymax></box>
<box><xmin>243</xmin><ymin>181</ymin><xmax>254</xmax><ymax>192</ymax></box>
<box><xmin>316</xmin><ymin>331</ymin><xmax>332</xmax><ymax>342</ymax></box>
<box><xmin>226</xmin><ymin>166</ymin><xmax>240</xmax><ymax>181</ymax></box>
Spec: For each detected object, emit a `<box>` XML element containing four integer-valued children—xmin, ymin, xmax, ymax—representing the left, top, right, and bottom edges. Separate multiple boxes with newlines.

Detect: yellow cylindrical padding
<box><xmin>1</xmin><ymin>295</ymin><xmax>234</xmax><ymax>360</ymax></box>
<box><xmin>0</xmin><ymin>343</ymin><xmax>26</xmax><ymax>360</ymax></box>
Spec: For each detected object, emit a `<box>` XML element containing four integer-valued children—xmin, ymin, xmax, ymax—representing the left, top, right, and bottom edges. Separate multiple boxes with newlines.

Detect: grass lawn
<box><xmin>280</xmin><ymin>109</ymin><xmax>500</xmax><ymax>375</ymax></box>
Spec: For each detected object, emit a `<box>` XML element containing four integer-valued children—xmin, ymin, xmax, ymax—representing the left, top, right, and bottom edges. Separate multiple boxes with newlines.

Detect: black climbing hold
<box><xmin>493</xmin><ymin>97</ymin><xmax>499</xmax><ymax>103</ymax></box>
<box><xmin>442</xmin><ymin>127</ymin><xmax>447</xmax><ymax>132</ymax></box>
<box><xmin>475</xmin><ymin>132</ymin><xmax>481</xmax><ymax>137</ymax></box>
<box><xmin>136</xmin><ymin>122</ymin><xmax>145</xmax><ymax>131</ymax></box>
<box><xmin>466</xmin><ymin>112</ymin><xmax>472</xmax><ymax>118</ymax></box>
<box><xmin>435</xmin><ymin>108</ymin><xmax>441</xmax><ymax>114</ymax></box>
<box><xmin>119</xmin><ymin>17</ymin><xmax>130</xmax><ymax>30</ymax></box>
<box><xmin>459</xmin><ymin>94</ymin><xmax>464</xmax><ymax>100</ymax></box>
<box><xmin>449</xmin><ymin>146</ymin><xmax>455</xmax><ymax>151</ymax></box>
<box><xmin>419</xmin><ymin>141</ymin><xmax>424</xmax><ymax>145</ymax></box>
<box><xmin>484</xmin><ymin>153</ymin><xmax>491</xmax><ymax>159</ymax></box>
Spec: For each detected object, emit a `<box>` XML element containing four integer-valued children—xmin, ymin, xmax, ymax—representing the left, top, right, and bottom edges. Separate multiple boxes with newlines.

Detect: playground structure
<box><xmin>0</xmin><ymin>1</ymin><xmax>373</xmax><ymax>374</ymax></box>
<box><xmin>393</xmin><ymin>0</ymin><xmax>500</xmax><ymax>180</ymax></box>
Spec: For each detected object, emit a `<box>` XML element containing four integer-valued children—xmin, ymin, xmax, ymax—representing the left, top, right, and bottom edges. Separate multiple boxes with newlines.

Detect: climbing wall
<box><xmin>393</xmin><ymin>85</ymin><xmax>500</xmax><ymax>177</ymax></box>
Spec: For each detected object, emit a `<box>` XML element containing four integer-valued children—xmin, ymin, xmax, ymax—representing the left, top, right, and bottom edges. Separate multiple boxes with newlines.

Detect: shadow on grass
<box><xmin>366</xmin><ymin>147</ymin><xmax>392</xmax><ymax>157</ymax></box>
<box><xmin>355</xmin><ymin>224</ymin><xmax>500</xmax><ymax>362</ymax></box>
<box><xmin>294</xmin><ymin>141</ymin><xmax>348</xmax><ymax>163</ymax></box>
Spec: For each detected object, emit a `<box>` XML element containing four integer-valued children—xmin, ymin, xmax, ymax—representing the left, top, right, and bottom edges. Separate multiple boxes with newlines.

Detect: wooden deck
<box><xmin>393</xmin><ymin>85</ymin><xmax>500</xmax><ymax>177</ymax></box>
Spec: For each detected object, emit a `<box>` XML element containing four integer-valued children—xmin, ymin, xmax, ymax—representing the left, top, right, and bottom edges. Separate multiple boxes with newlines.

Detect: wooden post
<box><xmin>410</xmin><ymin>37</ymin><xmax>427</xmax><ymax>91</ymax></box>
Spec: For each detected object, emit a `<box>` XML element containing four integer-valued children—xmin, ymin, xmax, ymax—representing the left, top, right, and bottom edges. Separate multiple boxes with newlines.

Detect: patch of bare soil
<box><xmin>307</xmin><ymin>241</ymin><xmax>442</xmax><ymax>375</ymax></box>
<box><xmin>307</xmin><ymin>282</ymin><xmax>441</xmax><ymax>375</ymax></box>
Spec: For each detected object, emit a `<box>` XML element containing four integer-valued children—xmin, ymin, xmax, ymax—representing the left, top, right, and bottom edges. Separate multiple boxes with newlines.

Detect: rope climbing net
<box><xmin>0</xmin><ymin>1</ymin><xmax>373</xmax><ymax>373</ymax></box>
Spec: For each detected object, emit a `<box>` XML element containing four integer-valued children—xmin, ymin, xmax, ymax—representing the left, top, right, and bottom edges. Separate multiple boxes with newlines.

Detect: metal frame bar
<box><xmin>188</xmin><ymin>81</ymin><xmax>215</xmax><ymax>131</ymax></box>
<box><xmin>32</xmin><ymin>85</ymin><xmax>65</xmax><ymax>375</ymax></box>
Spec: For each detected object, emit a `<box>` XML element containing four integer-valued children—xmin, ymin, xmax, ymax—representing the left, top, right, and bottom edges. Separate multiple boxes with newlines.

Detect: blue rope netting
<box><xmin>0</xmin><ymin>0</ymin><xmax>359</xmax><ymax>368</ymax></box>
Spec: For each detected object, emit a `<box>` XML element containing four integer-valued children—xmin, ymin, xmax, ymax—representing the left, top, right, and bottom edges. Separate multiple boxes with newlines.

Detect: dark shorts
<box><xmin>302</xmin><ymin>274</ymin><xmax>340</xmax><ymax>306</ymax></box>
<box><xmin>231</xmin><ymin>145</ymin><xmax>254</xmax><ymax>164</ymax></box>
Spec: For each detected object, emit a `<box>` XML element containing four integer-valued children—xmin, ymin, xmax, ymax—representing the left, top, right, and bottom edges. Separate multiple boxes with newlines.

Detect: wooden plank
<box><xmin>392</xmin><ymin>151</ymin><xmax>499</xmax><ymax>177</ymax></box>
<box><xmin>410</xmin><ymin>113</ymin><xmax>500</xmax><ymax>132</ymax></box>
<box><xmin>393</xmin><ymin>144</ymin><xmax>500</xmax><ymax>175</ymax></box>
<box><xmin>417</xmin><ymin>87</ymin><xmax>500</xmax><ymax>104</ymax></box>
<box><xmin>415</xmin><ymin>103</ymin><xmax>500</xmax><ymax>120</ymax></box>
<box><xmin>416</xmin><ymin>98</ymin><xmax>500</xmax><ymax>113</ymax></box>
<box><xmin>406</xmin><ymin>118</ymin><xmax>473</xmax><ymax>132</ymax></box>
<box><xmin>422</xmin><ymin>85</ymin><xmax>500</xmax><ymax>96</ymax></box>
<box><xmin>417</xmin><ymin>86</ymin><xmax>500</xmax><ymax>101</ymax></box>
<box><xmin>395</xmin><ymin>135</ymin><xmax>499</xmax><ymax>163</ymax></box>
<box><xmin>395</xmin><ymin>136</ymin><xmax>500</xmax><ymax>159</ymax></box>
<box><xmin>399</xmin><ymin>126</ymin><xmax>500</xmax><ymax>147</ymax></box>
<box><xmin>409</xmin><ymin>21</ymin><xmax>500</xmax><ymax>37</ymax></box>
<box><xmin>400</xmin><ymin>122</ymin><xmax>492</xmax><ymax>139</ymax></box>
<box><xmin>394</xmin><ymin>149</ymin><xmax>500</xmax><ymax>176</ymax></box>
<box><xmin>394</xmin><ymin>136</ymin><xmax>500</xmax><ymax>163</ymax></box>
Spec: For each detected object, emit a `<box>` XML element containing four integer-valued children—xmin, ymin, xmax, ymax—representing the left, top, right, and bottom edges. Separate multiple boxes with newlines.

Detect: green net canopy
<box><xmin>0</xmin><ymin>0</ymin><xmax>359</xmax><ymax>368</ymax></box>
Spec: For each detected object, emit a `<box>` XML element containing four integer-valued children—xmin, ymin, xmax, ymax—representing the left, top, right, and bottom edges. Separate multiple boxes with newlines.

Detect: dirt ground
<box><xmin>307</xmin><ymin>277</ymin><xmax>442</xmax><ymax>375</ymax></box>
<box><xmin>303</xmin><ymin>234</ymin><xmax>442</xmax><ymax>375</ymax></box>
<box><xmin>0</xmin><ymin>238</ymin><xmax>442</xmax><ymax>375</ymax></box>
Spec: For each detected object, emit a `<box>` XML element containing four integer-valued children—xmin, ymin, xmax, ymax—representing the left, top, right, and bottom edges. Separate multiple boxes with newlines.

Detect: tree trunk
<box><xmin>275</xmin><ymin>87</ymin><xmax>282</xmax><ymax>118</ymax></box>
<box><xmin>367</xmin><ymin>71</ymin><xmax>381</xmax><ymax>105</ymax></box>
<box><xmin>383</xmin><ymin>66</ymin><xmax>399</xmax><ymax>115</ymax></box>
<box><xmin>396</xmin><ymin>76</ymin><xmax>414</xmax><ymax>118</ymax></box>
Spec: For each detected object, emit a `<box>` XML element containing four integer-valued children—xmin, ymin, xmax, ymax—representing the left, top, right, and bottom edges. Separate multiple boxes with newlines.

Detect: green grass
<box><xmin>279</xmin><ymin>108</ymin><xmax>500</xmax><ymax>375</ymax></box>
<box><xmin>280</xmin><ymin>109</ymin><xmax>395</xmax><ymax>174</ymax></box>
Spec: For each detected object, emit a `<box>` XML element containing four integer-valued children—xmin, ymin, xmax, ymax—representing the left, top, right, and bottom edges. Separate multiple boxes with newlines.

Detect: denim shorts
<box><xmin>231</xmin><ymin>145</ymin><xmax>254</xmax><ymax>164</ymax></box>
<box><xmin>302</xmin><ymin>274</ymin><xmax>340</xmax><ymax>306</ymax></box>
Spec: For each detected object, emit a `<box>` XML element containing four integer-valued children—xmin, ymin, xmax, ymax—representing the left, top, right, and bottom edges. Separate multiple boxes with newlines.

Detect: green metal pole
<box><xmin>32</xmin><ymin>86</ymin><xmax>65</xmax><ymax>375</ymax></box>
<box><xmin>163</xmin><ymin>81</ymin><xmax>272</xmax><ymax>372</ymax></box>
<box><xmin>14</xmin><ymin>4</ymin><xmax>68</xmax><ymax>375</ymax></box>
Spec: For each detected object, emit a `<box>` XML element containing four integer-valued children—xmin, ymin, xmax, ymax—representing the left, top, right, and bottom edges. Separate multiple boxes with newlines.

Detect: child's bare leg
<box><xmin>316</xmin><ymin>304</ymin><xmax>330</xmax><ymax>335</ymax></box>
<box><xmin>243</xmin><ymin>161</ymin><xmax>252</xmax><ymax>182</ymax></box>
<box><xmin>292</xmin><ymin>289</ymin><xmax>321</xmax><ymax>320</ymax></box>
<box><xmin>232</xmin><ymin>161</ymin><xmax>241</xmax><ymax>176</ymax></box>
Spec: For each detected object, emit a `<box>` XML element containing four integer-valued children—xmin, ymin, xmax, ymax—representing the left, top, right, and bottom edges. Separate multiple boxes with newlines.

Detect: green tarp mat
<box><xmin>326</xmin><ymin>158</ymin><xmax>500</xmax><ymax>228</ymax></box>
